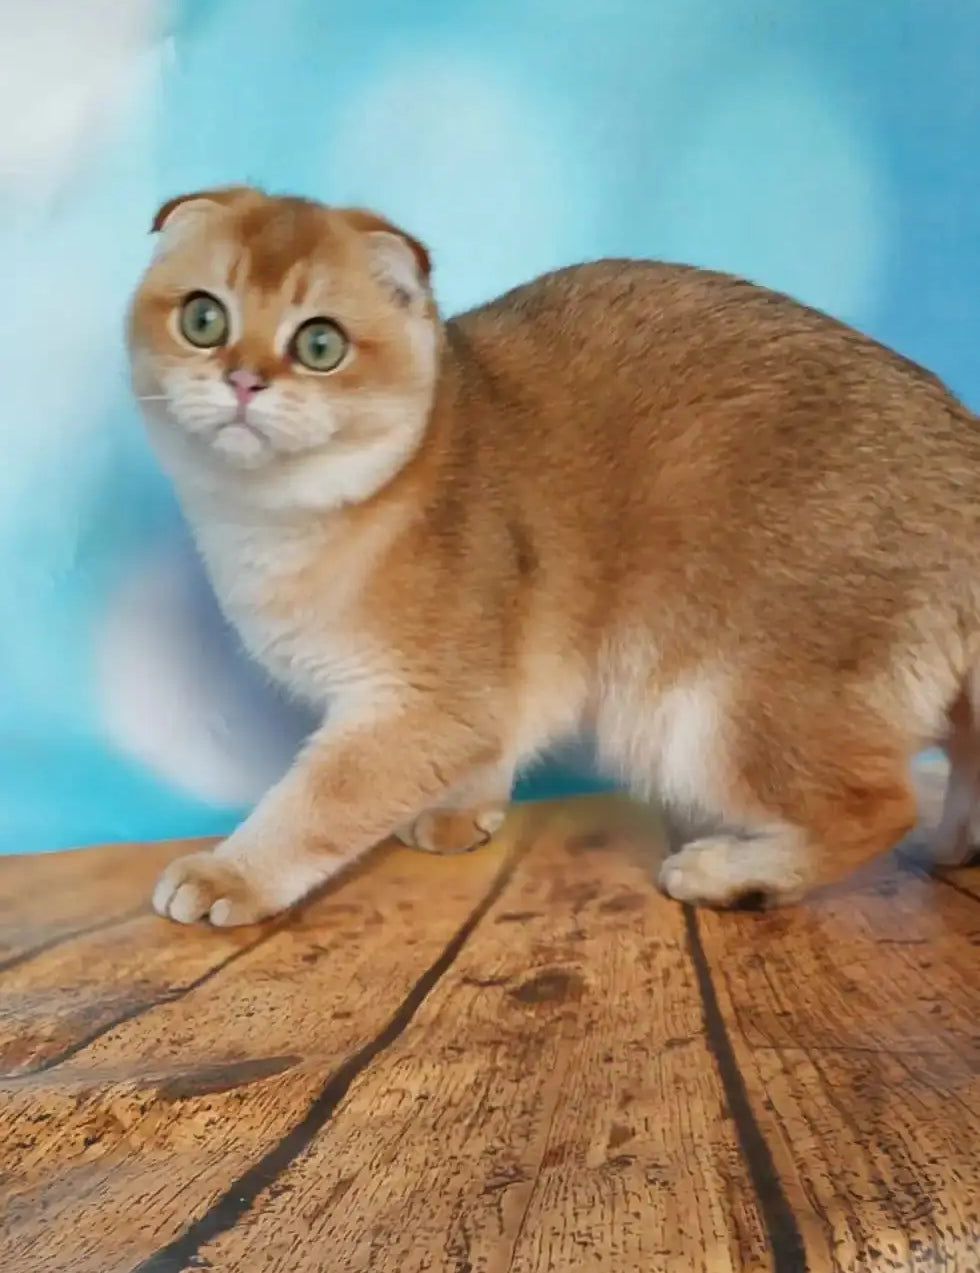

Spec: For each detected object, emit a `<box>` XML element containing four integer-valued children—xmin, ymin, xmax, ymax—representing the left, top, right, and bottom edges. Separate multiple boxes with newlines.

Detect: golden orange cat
<box><xmin>127</xmin><ymin>185</ymin><xmax>980</xmax><ymax>926</ymax></box>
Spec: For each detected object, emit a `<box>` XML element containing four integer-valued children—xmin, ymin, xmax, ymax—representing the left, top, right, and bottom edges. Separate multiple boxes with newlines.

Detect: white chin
<box><xmin>210</xmin><ymin>422</ymin><xmax>271</xmax><ymax>468</ymax></box>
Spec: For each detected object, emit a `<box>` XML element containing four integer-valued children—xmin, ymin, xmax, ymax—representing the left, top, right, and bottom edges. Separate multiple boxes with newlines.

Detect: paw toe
<box><xmin>659</xmin><ymin>841</ymin><xmax>731</xmax><ymax>906</ymax></box>
<box><xmin>152</xmin><ymin>853</ymin><xmax>271</xmax><ymax>927</ymax></box>
<box><xmin>397</xmin><ymin>808</ymin><xmax>501</xmax><ymax>856</ymax></box>
<box><xmin>168</xmin><ymin>879</ymin><xmax>217</xmax><ymax>924</ymax></box>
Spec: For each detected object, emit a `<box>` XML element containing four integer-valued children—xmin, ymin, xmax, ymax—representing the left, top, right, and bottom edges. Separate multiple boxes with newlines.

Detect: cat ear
<box><xmin>342</xmin><ymin>208</ymin><xmax>432</xmax><ymax>307</ymax></box>
<box><xmin>149</xmin><ymin>186</ymin><xmax>254</xmax><ymax>257</ymax></box>
<box><xmin>364</xmin><ymin>229</ymin><xmax>432</xmax><ymax>307</ymax></box>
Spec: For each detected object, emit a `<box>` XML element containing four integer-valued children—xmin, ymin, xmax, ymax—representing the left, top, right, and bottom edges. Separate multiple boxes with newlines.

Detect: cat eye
<box><xmin>290</xmin><ymin>318</ymin><xmax>349</xmax><ymax>372</ymax></box>
<box><xmin>178</xmin><ymin>292</ymin><xmax>229</xmax><ymax>349</ymax></box>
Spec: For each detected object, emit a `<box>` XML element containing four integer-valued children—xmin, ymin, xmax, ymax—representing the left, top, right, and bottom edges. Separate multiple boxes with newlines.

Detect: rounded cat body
<box><xmin>128</xmin><ymin>186</ymin><xmax>980</xmax><ymax>925</ymax></box>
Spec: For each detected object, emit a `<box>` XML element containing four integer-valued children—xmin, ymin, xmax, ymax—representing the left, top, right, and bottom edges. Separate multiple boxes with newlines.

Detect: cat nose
<box><xmin>225</xmin><ymin>368</ymin><xmax>268</xmax><ymax>405</ymax></box>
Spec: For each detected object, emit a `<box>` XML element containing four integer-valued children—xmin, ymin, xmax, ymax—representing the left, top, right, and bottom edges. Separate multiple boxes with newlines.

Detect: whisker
<box><xmin>135</xmin><ymin>394</ymin><xmax>169</xmax><ymax>402</ymax></box>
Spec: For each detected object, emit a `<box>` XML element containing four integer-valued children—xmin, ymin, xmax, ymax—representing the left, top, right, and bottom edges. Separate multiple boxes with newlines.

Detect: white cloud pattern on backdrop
<box><xmin>97</xmin><ymin>542</ymin><xmax>311</xmax><ymax>806</ymax></box>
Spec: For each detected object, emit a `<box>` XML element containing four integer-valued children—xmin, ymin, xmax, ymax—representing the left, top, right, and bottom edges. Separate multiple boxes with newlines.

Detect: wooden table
<box><xmin>1</xmin><ymin>785</ymin><xmax>978</xmax><ymax>1272</ymax></box>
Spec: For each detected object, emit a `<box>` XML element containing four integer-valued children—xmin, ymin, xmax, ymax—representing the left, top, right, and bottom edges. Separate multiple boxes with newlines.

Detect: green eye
<box><xmin>178</xmin><ymin>292</ymin><xmax>229</xmax><ymax>348</ymax></box>
<box><xmin>291</xmin><ymin>318</ymin><xmax>348</xmax><ymax>372</ymax></box>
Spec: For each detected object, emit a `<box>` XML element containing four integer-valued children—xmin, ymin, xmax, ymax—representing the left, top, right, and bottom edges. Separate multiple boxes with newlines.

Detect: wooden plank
<box><xmin>2</xmin><ymin>787</ymin><xmax>977</xmax><ymax>1272</ymax></box>
<box><xmin>0</xmin><ymin>840</ymin><xmax>180</xmax><ymax>970</ymax></box>
<box><xmin>170</xmin><ymin>799</ymin><xmax>775</xmax><ymax>1273</ymax></box>
<box><xmin>0</xmin><ymin>839</ymin><xmax>278</xmax><ymax>1077</ymax></box>
<box><xmin>695</xmin><ymin>846</ymin><xmax>980</xmax><ymax>1272</ymax></box>
<box><xmin>697</xmin><ymin>853</ymin><xmax>978</xmax><ymax>1061</ymax></box>
<box><xmin>0</xmin><ymin>834</ymin><xmax>516</xmax><ymax>1273</ymax></box>
<box><xmin>741</xmin><ymin>1047</ymin><xmax>977</xmax><ymax>1272</ymax></box>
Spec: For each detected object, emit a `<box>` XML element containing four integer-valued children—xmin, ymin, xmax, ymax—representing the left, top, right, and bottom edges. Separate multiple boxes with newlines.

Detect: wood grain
<box><xmin>0</xmin><ymin>839</ymin><xmax>181</xmax><ymax>971</ymax></box>
<box><xmin>695</xmin><ymin>851</ymin><xmax>980</xmax><ymax>1272</ymax></box>
<box><xmin>183</xmin><ymin>800</ymin><xmax>771</xmax><ymax>1273</ymax></box>
<box><xmin>1</xmin><ymin>785</ymin><xmax>977</xmax><ymax>1273</ymax></box>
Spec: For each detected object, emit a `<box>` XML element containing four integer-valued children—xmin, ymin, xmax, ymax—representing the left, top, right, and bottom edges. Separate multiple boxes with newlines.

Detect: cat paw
<box><xmin>152</xmin><ymin>850</ymin><xmax>277</xmax><ymax>927</ymax></box>
<box><xmin>659</xmin><ymin>835</ymin><xmax>807</xmax><ymax>909</ymax></box>
<box><xmin>917</xmin><ymin>826</ymin><xmax>980</xmax><ymax>870</ymax></box>
<box><xmin>395</xmin><ymin>806</ymin><xmax>507</xmax><ymax>855</ymax></box>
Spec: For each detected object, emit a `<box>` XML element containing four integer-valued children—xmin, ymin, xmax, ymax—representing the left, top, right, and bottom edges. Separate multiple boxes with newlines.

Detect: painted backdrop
<box><xmin>1</xmin><ymin>0</ymin><xmax>977</xmax><ymax>853</ymax></box>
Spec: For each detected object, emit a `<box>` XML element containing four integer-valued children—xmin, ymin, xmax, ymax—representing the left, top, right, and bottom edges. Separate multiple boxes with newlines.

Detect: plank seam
<box><xmin>684</xmin><ymin>906</ymin><xmax>809</xmax><ymax>1273</ymax></box>
<box><xmin>895</xmin><ymin>846</ymin><xmax>980</xmax><ymax>904</ymax></box>
<box><xmin>130</xmin><ymin>841</ymin><xmax>528</xmax><ymax>1273</ymax></box>
<box><xmin>921</xmin><ymin>871</ymin><xmax>980</xmax><ymax>906</ymax></box>
<box><xmin>3</xmin><ymin>930</ymin><xmax>280</xmax><ymax>1079</ymax></box>
<box><xmin>0</xmin><ymin>906</ymin><xmax>147</xmax><ymax>975</ymax></box>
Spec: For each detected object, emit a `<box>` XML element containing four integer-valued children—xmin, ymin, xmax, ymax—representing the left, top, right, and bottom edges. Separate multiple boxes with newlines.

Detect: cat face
<box><xmin>128</xmin><ymin>188</ymin><xmax>439</xmax><ymax>491</ymax></box>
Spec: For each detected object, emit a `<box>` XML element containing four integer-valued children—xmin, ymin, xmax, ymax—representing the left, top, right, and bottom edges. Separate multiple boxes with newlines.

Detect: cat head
<box><xmin>127</xmin><ymin>186</ymin><xmax>439</xmax><ymax>509</ymax></box>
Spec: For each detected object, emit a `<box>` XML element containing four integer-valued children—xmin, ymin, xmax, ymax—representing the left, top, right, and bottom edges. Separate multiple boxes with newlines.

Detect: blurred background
<box><xmin>1</xmin><ymin>0</ymin><xmax>977</xmax><ymax>854</ymax></box>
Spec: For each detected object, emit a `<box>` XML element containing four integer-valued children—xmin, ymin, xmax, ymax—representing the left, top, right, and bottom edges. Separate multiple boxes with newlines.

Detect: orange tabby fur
<box><xmin>127</xmin><ymin>186</ymin><xmax>980</xmax><ymax>926</ymax></box>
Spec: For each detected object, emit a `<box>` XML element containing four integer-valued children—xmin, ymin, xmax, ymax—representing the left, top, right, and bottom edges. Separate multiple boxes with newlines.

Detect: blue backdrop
<box><xmin>1</xmin><ymin>0</ymin><xmax>976</xmax><ymax>854</ymax></box>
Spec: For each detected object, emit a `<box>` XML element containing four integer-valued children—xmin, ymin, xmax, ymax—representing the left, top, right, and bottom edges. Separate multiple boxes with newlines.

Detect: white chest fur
<box><xmin>187</xmin><ymin>506</ymin><xmax>390</xmax><ymax>708</ymax></box>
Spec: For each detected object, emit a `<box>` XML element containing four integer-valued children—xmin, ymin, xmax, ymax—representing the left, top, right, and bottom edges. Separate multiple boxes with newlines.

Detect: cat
<box><xmin>127</xmin><ymin>185</ymin><xmax>980</xmax><ymax>927</ymax></box>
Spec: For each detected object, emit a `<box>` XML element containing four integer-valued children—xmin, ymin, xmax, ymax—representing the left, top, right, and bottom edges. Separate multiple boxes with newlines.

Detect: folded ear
<box><xmin>151</xmin><ymin>185</ymin><xmax>256</xmax><ymax>232</ymax></box>
<box><xmin>150</xmin><ymin>186</ymin><xmax>256</xmax><ymax>257</ymax></box>
<box><xmin>341</xmin><ymin>208</ymin><xmax>432</xmax><ymax>307</ymax></box>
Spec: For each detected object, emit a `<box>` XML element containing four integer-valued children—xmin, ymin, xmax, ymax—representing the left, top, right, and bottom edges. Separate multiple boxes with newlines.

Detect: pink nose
<box><xmin>225</xmin><ymin>368</ymin><xmax>268</xmax><ymax>407</ymax></box>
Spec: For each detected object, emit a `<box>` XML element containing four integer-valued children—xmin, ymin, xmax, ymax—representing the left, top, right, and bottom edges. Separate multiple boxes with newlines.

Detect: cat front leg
<box><xmin>152</xmin><ymin>699</ymin><xmax>498</xmax><ymax>926</ymax></box>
